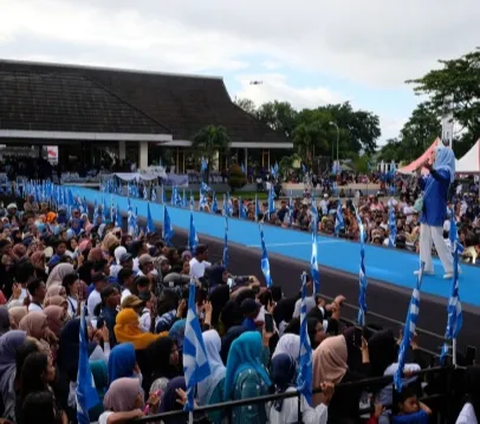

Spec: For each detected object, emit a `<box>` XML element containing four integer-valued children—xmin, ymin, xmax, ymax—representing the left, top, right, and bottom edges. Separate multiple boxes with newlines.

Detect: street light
<box><xmin>329</xmin><ymin>121</ymin><xmax>340</xmax><ymax>173</ymax></box>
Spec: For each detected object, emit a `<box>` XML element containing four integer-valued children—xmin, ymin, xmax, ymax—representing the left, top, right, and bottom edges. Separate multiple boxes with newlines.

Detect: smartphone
<box><xmin>466</xmin><ymin>345</ymin><xmax>476</xmax><ymax>365</ymax></box>
<box><xmin>227</xmin><ymin>277</ymin><xmax>234</xmax><ymax>290</ymax></box>
<box><xmin>265</xmin><ymin>313</ymin><xmax>274</xmax><ymax>333</ymax></box>
<box><xmin>354</xmin><ymin>327</ymin><xmax>363</xmax><ymax>347</ymax></box>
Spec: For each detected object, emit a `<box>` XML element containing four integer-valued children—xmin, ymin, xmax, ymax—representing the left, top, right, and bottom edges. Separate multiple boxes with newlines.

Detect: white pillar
<box><xmin>139</xmin><ymin>141</ymin><xmax>149</xmax><ymax>170</ymax></box>
<box><xmin>119</xmin><ymin>141</ymin><xmax>126</xmax><ymax>161</ymax></box>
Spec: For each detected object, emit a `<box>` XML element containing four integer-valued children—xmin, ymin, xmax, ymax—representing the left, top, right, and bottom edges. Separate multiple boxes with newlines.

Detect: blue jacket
<box><xmin>419</xmin><ymin>169</ymin><xmax>451</xmax><ymax>227</ymax></box>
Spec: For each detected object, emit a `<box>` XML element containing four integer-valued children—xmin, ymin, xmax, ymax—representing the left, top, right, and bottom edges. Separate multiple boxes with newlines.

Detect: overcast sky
<box><xmin>1</xmin><ymin>0</ymin><xmax>478</xmax><ymax>145</ymax></box>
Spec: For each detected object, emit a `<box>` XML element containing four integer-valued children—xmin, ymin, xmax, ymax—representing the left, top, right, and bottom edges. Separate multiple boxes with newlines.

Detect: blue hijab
<box><xmin>108</xmin><ymin>343</ymin><xmax>136</xmax><ymax>385</ymax></box>
<box><xmin>271</xmin><ymin>353</ymin><xmax>297</xmax><ymax>411</ymax></box>
<box><xmin>434</xmin><ymin>146</ymin><xmax>455</xmax><ymax>183</ymax></box>
<box><xmin>224</xmin><ymin>331</ymin><xmax>271</xmax><ymax>400</ymax></box>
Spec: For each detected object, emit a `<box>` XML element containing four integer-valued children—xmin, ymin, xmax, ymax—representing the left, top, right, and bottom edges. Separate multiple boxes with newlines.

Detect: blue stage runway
<box><xmin>75</xmin><ymin>187</ymin><xmax>480</xmax><ymax>308</ymax></box>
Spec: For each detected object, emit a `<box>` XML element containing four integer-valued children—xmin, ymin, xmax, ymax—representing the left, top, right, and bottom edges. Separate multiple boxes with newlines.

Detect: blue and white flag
<box><xmin>115</xmin><ymin>204</ymin><xmax>122</xmax><ymax>228</ymax></box>
<box><xmin>311</xmin><ymin>193</ymin><xmax>318</xmax><ymax>220</ymax></box>
<box><xmin>188</xmin><ymin>211</ymin><xmax>199</xmax><ymax>255</ymax></box>
<box><xmin>394</xmin><ymin>262</ymin><xmax>425</xmax><ymax>392</ymax></box>
<box><xmin>162</xmin><ymin>206</ymin><xmax>174</xmax><ymax>245</ymax></box>
<box><xmin>199</xmin><ymin>190</ymin><xmax>207</xmax><ymax>211</ymax></box>
<box><xmin>212</xmin><ymin>193</ymin><xmax>218</xmax><ymax>214</ymax></box>
<box><xmin>288</xmin><ymin>196</ymin><xmax>294</xmax><ymax>227</ymax></box>
<box><xmin>143</xmin><ymin>185</ymin><xmax>149</xmax><ymax>201</ymax></box>
<box><xmin>223</xmin><ymin>215</ymin><xmax>229</xmax><ymax>269</ymax></box>
<box><xmin>255</xmin><ymin>195</ymin><xmax>261</xmax><ymax>221</ymax></box>
<box><xmin>334</xmin><ymin>201</ymin><xmax>344</xmax><ymax>237</ymax></box>
<box><xmin>189</xmin><ymin>190</ymin><xmax>195</xmax><ymax>210</ymax></box>
<box><xmin>310</xmin><ymin>224</ymin><xmax>320</xmax><ymax>295</ymax></box>
<box><xmin>76</xmin><ymin>306</ymin><xmax>99</xmax><ymax>424</ymax></box>
<box><xmin>259</xmin><ymin>224</ymin><xmax>272</xmax><ymax>287</ymax></box>
<box><xmin>200</xmin><ymin>157</ymin><xmax>209</xmax><ymax>173</ymax></box>
<box><xmin>182</xmin><ymin>189</ymin><xmax>188</xmax><ymax>208</ymax></box>
<box><xmin>388</xmin><ymin>205</ymin><xmax>397</xmax><ymax>248</ymax></box>
<box><xmin>147</xmin><ymin>203</ymin><xmax>155</xmax><ymax>234</ymax></box>
<box><xmin>355</xmin><ymin>207</ymin><xmax>368</xmax><ymax>325</ymax></box>
<box><xmin>102</xmin><ymin>196</ymin><xmax>109</xmax><ymax>221</ymax></box>
<box><xmin>297</xmin><ymin>272</ymin><xmax>313</xmax><ymax>406</ymax></box>
<box><xmin>151</xmin><ymin>186</ymin><xmax>157</xmax><ymax>203</ymax></box>
<box><xmin>267</xmin><ymin>186</ymin><xmax>276</xmax><ymax>218</ymax></box>
<box><xmin>183</xmin><ymin>279</ymin><xmax>211</xmax><ymax>412</ymax></box>
<box><xmin>440</xmin><ymin>209</ymin><xmax>464</xmax><ymax>363</ymax></box>
<box><xmin>239</xmin><ymin>197</ymin><xmax>247</xmax><ymax>219</ymax></box>
<box><xmin>93</xmin><ymin>199</ymin><xmax>99</xmax><ymax>225</ymax></box>
<box><xmin>127</xmin><ymin>198</ymin><xmax>136</xmax><ymax>236</ymax></box>
<box><xmin>201</xmin><ymin>181</ymin><xmax>212</xmax><ymax>193</ymax></box>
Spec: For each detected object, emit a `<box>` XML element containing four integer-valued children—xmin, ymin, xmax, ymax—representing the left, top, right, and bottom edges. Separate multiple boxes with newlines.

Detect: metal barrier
<box><xmin>132</xmin><ymin>366</ymin><xmax>453</xmax><ymax>423</ymax></box>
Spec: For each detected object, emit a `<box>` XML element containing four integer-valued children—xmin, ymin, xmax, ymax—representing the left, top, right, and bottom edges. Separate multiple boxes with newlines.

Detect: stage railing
<box><xmin>130</xmin><ymin>366</ymin><xmax>453</xmax><ymax>423</ymax></box>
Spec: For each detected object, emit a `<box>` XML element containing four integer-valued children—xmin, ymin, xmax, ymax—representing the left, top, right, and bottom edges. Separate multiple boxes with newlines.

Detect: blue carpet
<box><xmin>75</xmin><ymin>187</ymin><xmax>480</xmax><ymax>307</ymax></box>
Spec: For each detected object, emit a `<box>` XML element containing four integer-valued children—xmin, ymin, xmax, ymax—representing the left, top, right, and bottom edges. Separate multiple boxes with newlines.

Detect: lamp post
<box><xmin>329</xmin><ymin>121</ymin><xmax>340</xmax><ymax>173</ymax></box>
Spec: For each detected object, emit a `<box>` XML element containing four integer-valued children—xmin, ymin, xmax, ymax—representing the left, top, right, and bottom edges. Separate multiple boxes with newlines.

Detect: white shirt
<box><xmin>87</xmin><ymin>290</ymin><xmax>102</xmax><ymax>317</ymax></box>
<box><xmin>456</xmin><ymin>402</ymin><xmax>477</xmax><ymax>424</ymax></box>
<box><xmin>121</xmin><ymin>288</ymin><xmax>132</xmax><ymax>303</ymax></box>
<box><xmin>67</xmin><ymin>296</ymin><xmax>78</xmax><ymax>318</ymax></box>
<box><xmin>98</xmin><ymin>411</ymin><xmax>114</xmax><ymax>424</ymax></box>
<box><xmin>189</xmin><ymin>258</ymin><xmax>211</xmax><ymax>279</ymax></box>
<box><xmin>28</xmin><ymin>303</ymin><xmax>43</xmax><ymax>312</ymax></box>
<box><xmin>269</xmin><ymin>388</ymin><xmax>328</xmax><ymax>424</ymax></box>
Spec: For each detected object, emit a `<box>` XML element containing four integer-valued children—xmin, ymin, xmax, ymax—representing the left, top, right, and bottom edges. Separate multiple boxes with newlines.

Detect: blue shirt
<box><xmin>419</xmin><ymin>169</ymin><xmax>450</xmax><ymax>227</ymax></box>
<box><xmin>393</xmin><ymin>410</ymin><xmax>429</xmax><ymax>424</ymax></box>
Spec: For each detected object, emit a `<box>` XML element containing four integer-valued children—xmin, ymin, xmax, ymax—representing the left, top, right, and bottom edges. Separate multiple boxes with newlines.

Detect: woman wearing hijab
<box><xmin>44</xmin><ymin>305</ymin><xmax>67</xmax><ymax>337</ymax></box>
<box><xmin>417</xmin><ymin>146</ymin><xmax>456</xmax><ymax>278</ymax></box>
<box><xmin>18</xmin><ymin>311</ymin><xmax>51</xmax><ymax>354</ymax></box>
<box><xmin>224</xmin><ymin>331</ymin><xmax>272</xmax><ymax>424</ymax></box>
<box><xmin>269</xmin><ymin>353</ymin><xmax>331</xmax><ymax>424</ymax></box>
<box><xmin>197</xmin><ymin>330</ymin><xmax>226</xmax><ymax>423</ymax></box>
<box><xmin>312</xmin><ymin>334</ymin><xmax>370</xmax><ymax>424</ymax></box>
<box><xmin>0</xmin><ymin>331</ymin><xmax>27</xmax><ymax>421</ymax></box>
<box><xmin>108</xmin><ymin>343</ymin><xmax>140</xmax><ymax>385</ymax></box>
<box><xmin>158</xmin><ymin>377</ymin><xmax>188</xmax><ymax>424</ymax></box>
<box><xmin>114</xmin><ymin>308</ymin><xmax>164</xmax><ymax>350</ymax></box>
<box><xmin>30</xmin><ymin>251</ymin><xmax>48</xmax><ymax>282</ymax></box>
<box><xmin>147</xmin><ymin>337</ymin><xmax>180</xmax><ymax>404</ymax></box>
<box><xmin>45</xmin><ymin>263</ymin><xmax>75</xmax><ymax>288</ymax></box>
<box><xmin>98</xmin><ymin>378</ymin><xmax>145</xmax><ymax>424</ymax></box>
<box><xmin>89</xmin><ymin>360</ymin><xmax>109</xmax><ymax>422</ymax></box>
<box><xmin>272</xmin><ymin>333</ymin><xmax>301</xmax><ymax>362</ymax></box>
<box><xmin>220</xmin><ymin>326</ymin><xmax>247</xmax><ymax>365</ymax></box>
<box><xmin>8</xmin><ymin>306</ymin><xmax>27</xmax><ymax>329</ymax></box>
<box><xmin>169</xmin><ymin>319</ymin><xmax>186</xmax><ymax>352</ymax></box>
<box><xmin>45</xmin><ymin>284</ymin><xmax>67</xmax><ymax>301</ymax></box>
<box><xmin>44</xmin><ymin>295</ymin><xmax>69</xmax><ymax>312</ymax></box>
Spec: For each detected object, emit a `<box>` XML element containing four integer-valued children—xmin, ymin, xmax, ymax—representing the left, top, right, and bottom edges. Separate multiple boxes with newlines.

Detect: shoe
<box><xmin>443</xmin><ymin>273</ymin><xmax>453</xmax><ymax>279</ymax></box>
<box><xmin>414</xmin><ymin>270</ymin><xmax>434</xmax><ymax>276</ymax></box>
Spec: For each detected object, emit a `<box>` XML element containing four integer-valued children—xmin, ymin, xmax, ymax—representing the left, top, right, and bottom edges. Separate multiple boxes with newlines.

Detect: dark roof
<box><xmin>0</xmin><ymin>69</ymin><xmax>170</xmax><ymax>135</ymax></box>
<box><xmin>0</xmin><ymin>60</ymin><xmax>289</xmax><ymax>143</ymax></box>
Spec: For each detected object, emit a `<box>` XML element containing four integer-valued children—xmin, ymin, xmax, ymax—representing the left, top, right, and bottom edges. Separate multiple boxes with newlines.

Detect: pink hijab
<box><xmin>44</xmin><ymin>305</ymin><xmax>65</xmax><ymax>336</ymax></box>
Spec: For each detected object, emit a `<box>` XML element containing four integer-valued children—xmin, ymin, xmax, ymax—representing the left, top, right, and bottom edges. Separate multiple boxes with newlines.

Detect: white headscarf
<box><xmin>196</xmin><ymin>330</ymin><xmax>226</xmax><ymax>406</ymax></box>
<box><xmin>272</xmin><ymin>333</ymin><xmax>301</xmax><ymax>362</ymax></box>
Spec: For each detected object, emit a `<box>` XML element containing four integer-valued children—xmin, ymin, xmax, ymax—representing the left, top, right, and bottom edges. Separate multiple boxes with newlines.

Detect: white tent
<box><xmin>456</xmin><ymin>139</ymin><xmax>480</xmax><ymax>174</ymax></box>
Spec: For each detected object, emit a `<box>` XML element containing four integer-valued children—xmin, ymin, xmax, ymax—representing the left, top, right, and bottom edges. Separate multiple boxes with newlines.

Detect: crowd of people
<box><xmin>0</xmin><ymin>186</ymin><xmax>478</xmax><ymax>424</ymax></box>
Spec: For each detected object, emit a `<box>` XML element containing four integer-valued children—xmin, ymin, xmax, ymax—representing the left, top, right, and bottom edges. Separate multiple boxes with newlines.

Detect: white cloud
<box><xmin>234</xmin><ymin>73</ymin><xmax>347</xmax><ymax>109</ymax></box>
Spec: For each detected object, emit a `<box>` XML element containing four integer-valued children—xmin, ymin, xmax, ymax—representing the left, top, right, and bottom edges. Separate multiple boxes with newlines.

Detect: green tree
<box><xmin>399</xmin><ymin>102</ymin><xmax>441</xmax><ymax>161</ymax></box>
<box><xmin>256</xmin><ymin>101</ymin><xmax>298</xmax><ymax>137</ymax></box>
<box><xmin>192</xmin><ymin>125</ymin><xmax>230</xmax><ymax>180</ymax></box>
<box><xmin>227</xmin><ymin>163</ymin><xmax>247</xmax><ymax>191</ymax></box>
<box><xmin>408</xmin><ymin>48</ymin><xmax>480</xmax><ymax>156</ymax></box>
<box><xmin>234</xmin><ymin>97</ymin><xmax>257</xmax><ymax>115</ymax></box>
<box><xmin>378</xmin><ymin>138</ymin><xmax>402</xmax><ymax>162</ymax></box>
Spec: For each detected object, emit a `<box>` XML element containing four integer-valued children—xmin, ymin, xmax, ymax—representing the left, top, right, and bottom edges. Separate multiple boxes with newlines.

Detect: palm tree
<box><xmin>191</xmin><ymin>125</ymin><xmax>230</xmax><ymax>180</ymax></box>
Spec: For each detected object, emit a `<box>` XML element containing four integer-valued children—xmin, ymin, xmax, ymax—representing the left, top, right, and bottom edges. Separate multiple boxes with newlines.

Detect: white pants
<box><xmin>419</xmin><ymin>223</ymin><xmax>453</xmax><ymax>274</ymax></box>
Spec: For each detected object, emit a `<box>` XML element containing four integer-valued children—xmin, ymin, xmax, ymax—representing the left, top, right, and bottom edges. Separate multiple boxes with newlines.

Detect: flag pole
<box><xmin>453</xmin><ymin>339</ymin><xmax>457</xmax><ymax>366</ymax></box>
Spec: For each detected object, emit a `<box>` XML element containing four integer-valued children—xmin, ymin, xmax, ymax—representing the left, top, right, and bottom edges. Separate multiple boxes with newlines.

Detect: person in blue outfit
<box><xmin>417</xmin><ymin>145</ymin><xmax>455</xmax><ymax>278</ymax></box>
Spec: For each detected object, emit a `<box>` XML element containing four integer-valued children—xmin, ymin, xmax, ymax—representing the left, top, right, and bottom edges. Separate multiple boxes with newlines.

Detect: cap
<box><xmin>121</xmin><ymin>295</ymin><xmax>144</xmax><ymax>309</ymax></box>
<box><xmin>119</xmin><ymin>252</ymin><xmax>132</xmax><ymax>263</ymax></box>
<box><xmin>138</xmin><ymin>254</ymin><xmax>153</xmax><ymax>267</ymax></box>
<box><xmin>91</xmin><ymin>272</ymin><xmax>107</xmax><ymax>284</ymax></box>
<box><xmin>7</xmin><ymin>203</ymin><xmax>17</xmax><ymax>210</ymax></box>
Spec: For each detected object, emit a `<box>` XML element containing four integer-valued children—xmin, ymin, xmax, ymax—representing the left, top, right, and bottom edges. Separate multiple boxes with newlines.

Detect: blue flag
<box><xmin>183</xmin><ymin>279</ymin><xmax>211</xmax><ymax>412</ymax></box>
<box><xmin>297</xmin><ymin>272</ymin><xmax>313</xmax><ymax>405</ymax></box>
<box><xmin>223</xmin><ymin>215</ymin><xmax>229</xmax><ymax>269</ymax></box>
<box><xmin>394</xmin><ymin>262</ymin><xmax>425</xmax><ymax>392</ymax></box>
<box><xmin>310</xmin><ymin>221</ymin><xmax>320</xmax><ymax>294</ymax></box>
<box><xmin>388</xmin><ymin>205</ymin><xmax>397</xmax><ymax>247</ymax></box>
<box><xmin>200</xmin><ymin>157</ymin><xmax>208</xmax><ymax>173</ymax></box>
<box><xmin>440</xmin><ymin>209</ymin><xmax>464</xmax><ymax>363</ymax></box>
<box><xmin>151</xmin><ymin>186</ymin><xmax>157</xmax><ymax>202</ymax></box>
<box><xmin>212</xmin><ymin>193</ymin><xmax>218</xmax><ymax>214</ymax></box>
<box><xmin>188</xmin><ymin>212</ymin><xmax>199</xmax><ymax>255</ymax></box>
<box><xmin>259</xmin><ymin>224</ymin><xmax>272</xmax><ymax>287</ymax></box>
<box><xmin>147</xmin><ymin>203</ymin><xmax>155</xmax><ymax>234</ymax></box>
<box><xmin>162</xmin><ymin>206</ymin><xmax>174</xmax><ymax>245</ymax></box>
<box><xmin>334</xmin><ymin>201</ymin><xmax>344</xmax><ymax>237</ymax></box>
<box><xmin>115</xmin><ymin>204</ymin><xmax>122</xmax><ymax>228</ymax></box>
<box><xmin>355</xmin><ymin>207</ymin><xmax>368</xmax><ymax>325</ymax></box>
<box><xmin>76</xmin><ymin>306</ymin><xmax>99</xmax><ymax>424</ymax></box>
<box><xmin>127</xmin><ymin>198</ymin><xmax>136</xmax><ymax>236</ymax></box>
<box><xmin>162</xmin><ymin>186</ymin><xmax>167</xmax><ymax>204</ymax></box>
